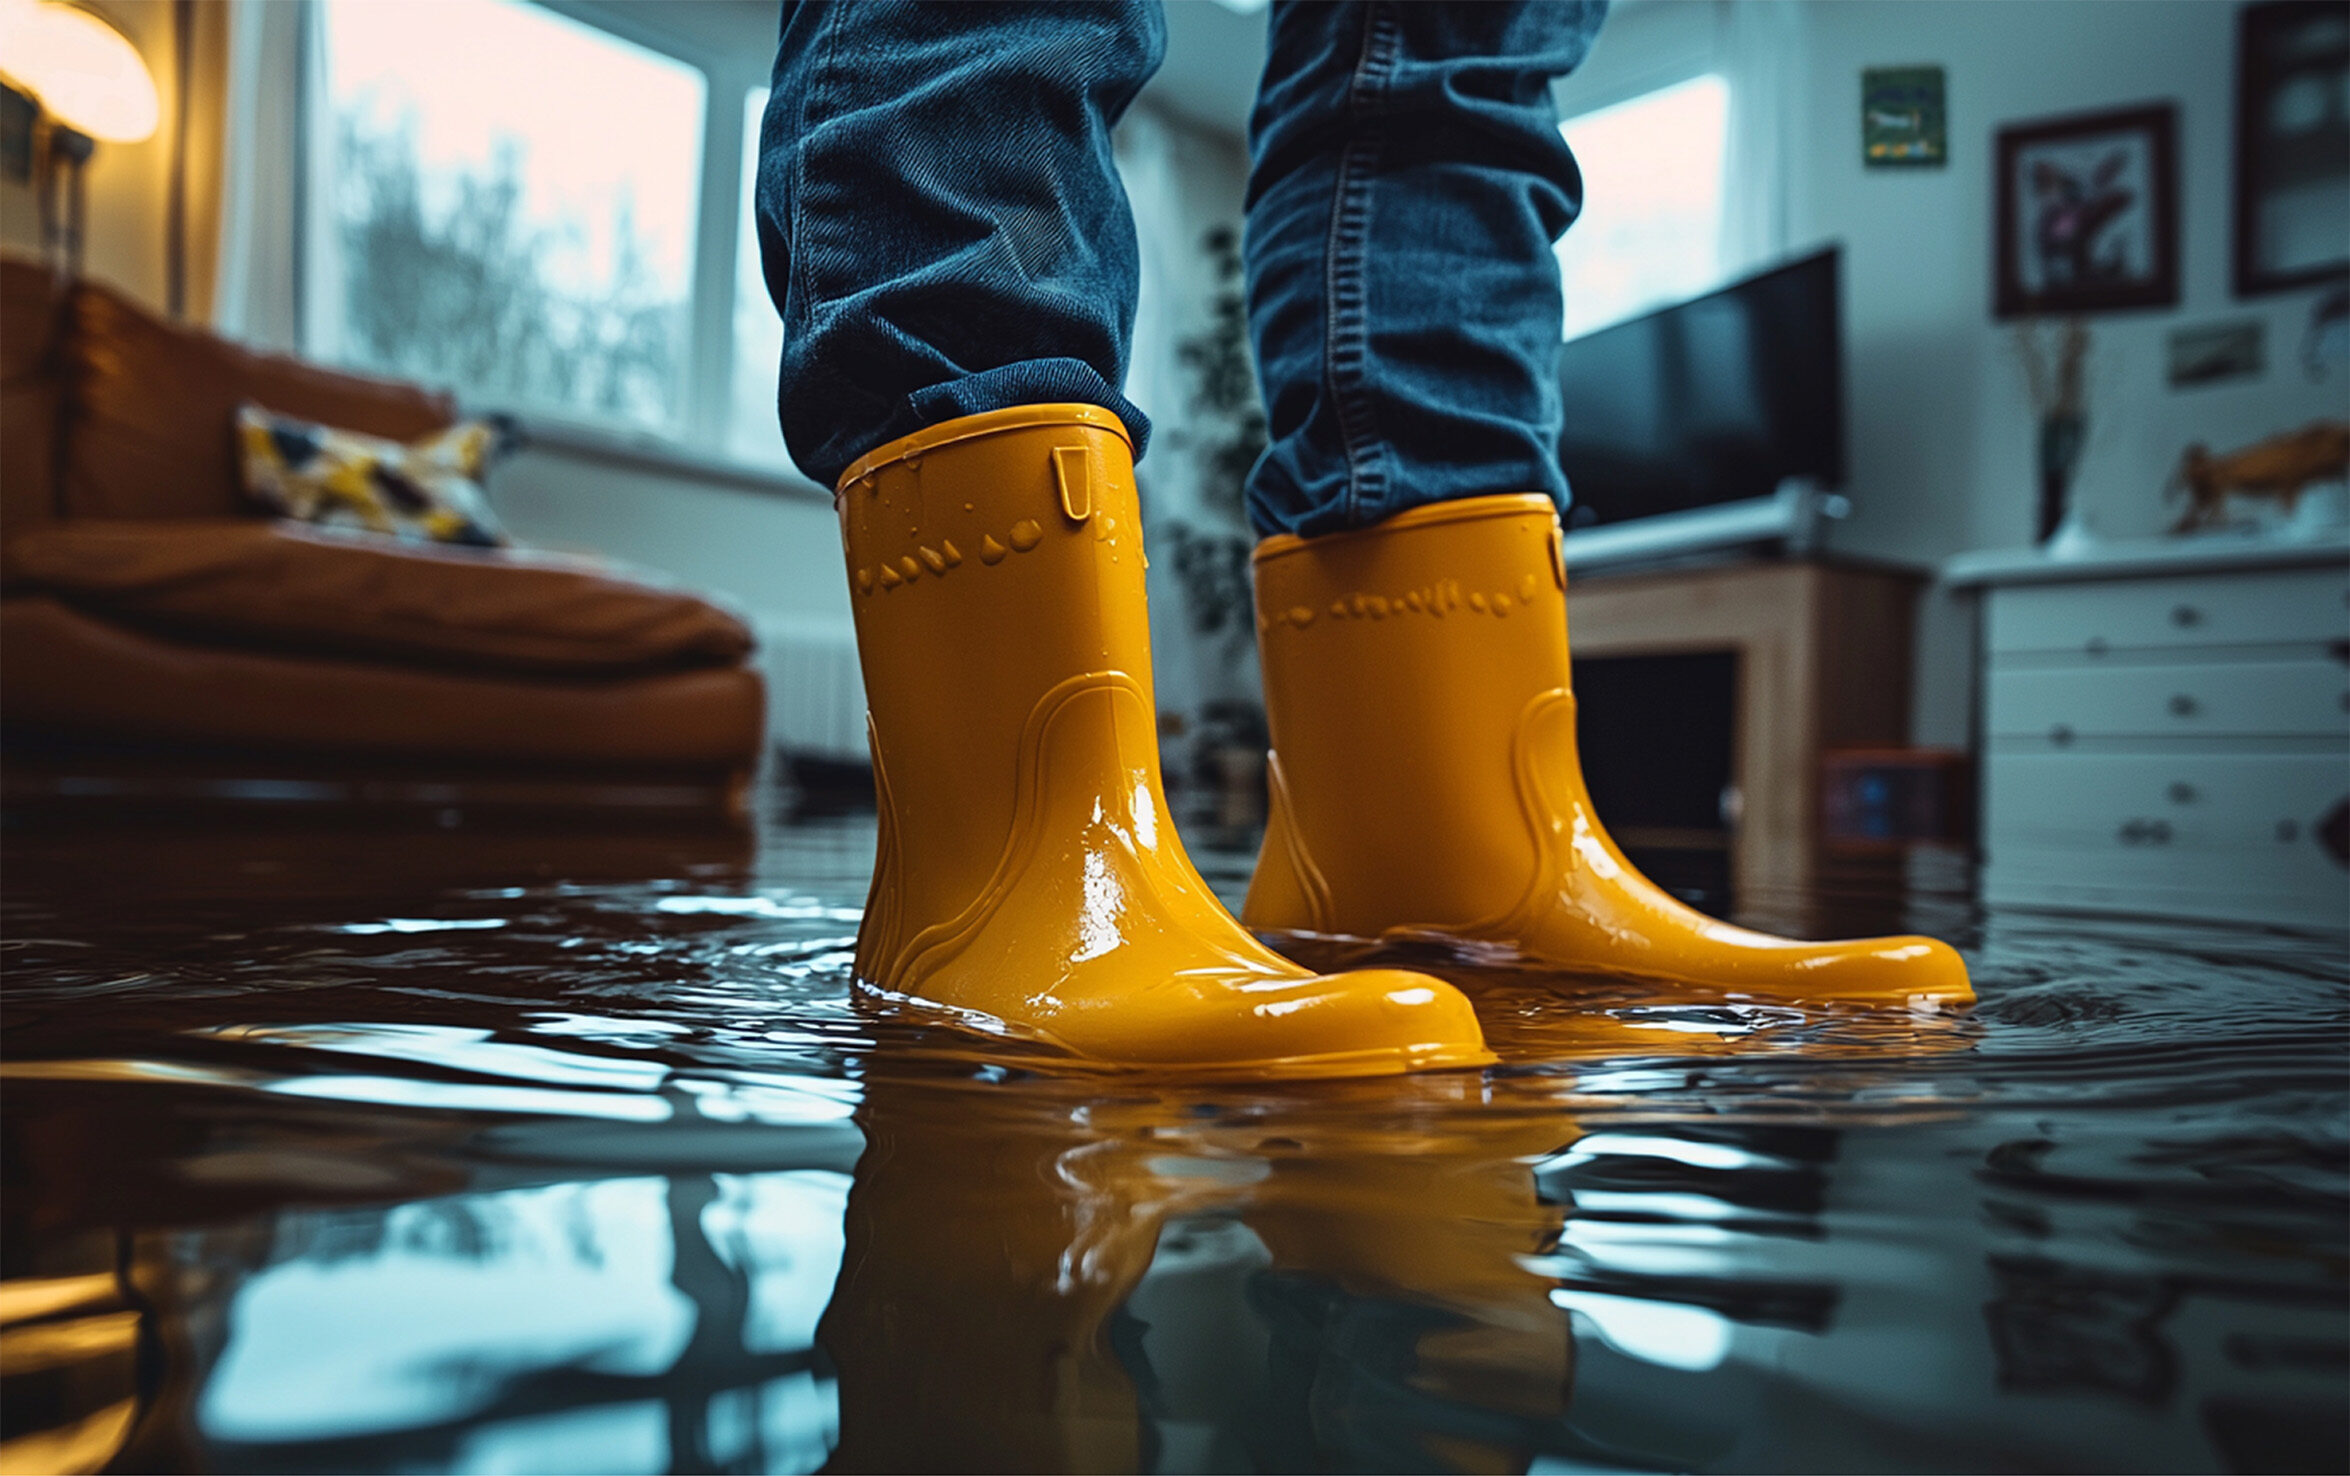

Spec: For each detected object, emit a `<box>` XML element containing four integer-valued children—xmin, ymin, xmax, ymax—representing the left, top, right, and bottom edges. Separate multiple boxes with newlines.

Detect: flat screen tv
<box><xmin>1557</xmin><ymin>246</ymin><xmax>1844</xmax><ymax>532</ymax></box>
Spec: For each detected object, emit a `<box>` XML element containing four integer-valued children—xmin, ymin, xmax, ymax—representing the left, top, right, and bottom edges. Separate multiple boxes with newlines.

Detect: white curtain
<box><xmin>1718</xmin><ymin>0</ymin><xmax>1803</xmax><ymax>273</ymax></box>
<box><xmin>211</xmin><ymin>0</ymin><xmax>305</xmax><ymax>350</ymax></box>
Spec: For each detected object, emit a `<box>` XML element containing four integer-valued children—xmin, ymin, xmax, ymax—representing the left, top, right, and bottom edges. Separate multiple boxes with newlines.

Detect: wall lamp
<box><xmin>0</xmin><ymin>0</ymin><xmax>159</xmax><ymax>279</ymax></box>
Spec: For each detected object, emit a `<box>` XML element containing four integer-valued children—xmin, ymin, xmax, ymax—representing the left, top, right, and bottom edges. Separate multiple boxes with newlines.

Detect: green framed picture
<box><xmin>1863</xmin><ymin>66</ymin><xmax>1947</xmax><ymax>167</ymax></box>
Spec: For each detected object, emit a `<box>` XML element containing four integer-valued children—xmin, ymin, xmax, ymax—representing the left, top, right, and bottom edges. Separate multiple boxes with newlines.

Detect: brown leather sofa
<box><xmin>0</xmin><ymin>258</ymin><xmax>765</xmax><ymax>819</ymax></box>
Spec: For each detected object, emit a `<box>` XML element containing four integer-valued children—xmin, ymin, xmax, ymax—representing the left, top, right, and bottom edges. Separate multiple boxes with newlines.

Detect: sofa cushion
<box><xmin>5</xmin><ymin>520</ymin><xmax>754</xmax><ymax>676</ymax></box>
<box><xmin>0</xmin><ymin>596</ymin><xmax>764</xmax><ymax>768</ymax></box>
<box><xmin>62</xmin><ymin>280</ymin><xmax>456</xmax><ymax>521</ymax></box>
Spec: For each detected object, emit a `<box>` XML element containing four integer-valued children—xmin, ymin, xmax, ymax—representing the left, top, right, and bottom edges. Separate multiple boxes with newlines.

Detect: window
<box><xmin>1555</xmin><ymin>73</ymin><xmax>1731</xmax><ymax>341</ymax></box>
<box><xmin>302</xmin><ymin>0</ymin><xmax>791</xmax><ymax>470</ymax></box>
<box><xmin>308</xmin><ymin>0</ymin><xmax>708</xmax><ymax>434</ymax></box>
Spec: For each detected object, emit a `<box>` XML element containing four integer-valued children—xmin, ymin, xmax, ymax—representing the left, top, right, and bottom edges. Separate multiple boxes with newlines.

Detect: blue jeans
<box><xmin>758</xmin><ymin>0</ymin><xmax>1605</xmax><ymax>539</ymax></box>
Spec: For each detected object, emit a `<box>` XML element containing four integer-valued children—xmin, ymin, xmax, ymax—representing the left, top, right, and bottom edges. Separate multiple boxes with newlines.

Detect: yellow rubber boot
<box><xmin>835</xmin><ymin>405</ymin><xmax>1492</xmax><ymax>1075</ymax></box>
<box><xmin>1243</xmin><ymin>493</ymin><xmax>1972</xmax><ymax>1007</ymax></box>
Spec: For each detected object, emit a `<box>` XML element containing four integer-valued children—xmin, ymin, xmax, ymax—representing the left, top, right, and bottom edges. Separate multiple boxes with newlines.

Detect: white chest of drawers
<box><xmin>1945</xmin><ymin>538</ymin><xmax>2350</xmax><ymax>929</ymax></box>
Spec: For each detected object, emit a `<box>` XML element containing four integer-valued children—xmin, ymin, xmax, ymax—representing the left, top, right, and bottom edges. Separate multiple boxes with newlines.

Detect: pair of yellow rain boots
<box><xmin>833</xmin><ymin>404</ymin><xmax>1968</xmax><ymax>1078</ymax></box>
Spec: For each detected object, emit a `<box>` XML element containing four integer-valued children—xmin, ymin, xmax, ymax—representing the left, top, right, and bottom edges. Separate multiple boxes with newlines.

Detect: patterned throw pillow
<box><xmin>235</xmin><ymin>402</ymin><xmax>517</xmax><ymax>547</ymax></box>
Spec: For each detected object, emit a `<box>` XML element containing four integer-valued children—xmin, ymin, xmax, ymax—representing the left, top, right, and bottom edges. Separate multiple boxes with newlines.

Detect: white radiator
<box><xmin>756</xmin><ymin>617</ymin><xmax>868</xmax><ymax>762</ymax></box>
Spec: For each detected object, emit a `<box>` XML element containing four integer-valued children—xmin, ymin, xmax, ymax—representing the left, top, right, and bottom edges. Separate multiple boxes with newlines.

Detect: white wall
<box><xmin>491</xmin><ymin>447</ymin><xmax>842</xmax><ymax>625</ymax></box>
<box><xmin>1804</xmin><ymin>0</ymin><xmax>2343</xmax><ymax>743</ymax></box>
<box><xmin>1796</xmin><ymin>0</ymin><xmax>2342</xmax><ymax>561</ymax></box>
<box><xmin>1565</xmin><ymin>0</ymin><xmax>2348</xmax><ymax>744</ymax></box>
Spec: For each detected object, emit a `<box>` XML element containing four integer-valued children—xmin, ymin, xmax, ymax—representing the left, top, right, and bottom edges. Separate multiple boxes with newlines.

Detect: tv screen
<box><xmin>1556</xmin><ymin>246</ymin><xmax>1844</xmax><ymax>529</ymax></box>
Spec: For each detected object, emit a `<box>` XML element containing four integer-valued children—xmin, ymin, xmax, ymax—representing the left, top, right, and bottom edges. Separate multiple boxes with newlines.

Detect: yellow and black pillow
<box><xmin>235</xmin><ymin>403</ymin><xmax>517</xmax><ymax>547</ymax></box>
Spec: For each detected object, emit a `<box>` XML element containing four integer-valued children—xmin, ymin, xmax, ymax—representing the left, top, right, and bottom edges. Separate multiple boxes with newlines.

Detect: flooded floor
<box><xmin>2</xmin><ymin>794</ymin><xmax>2345</xmax><ymax>1474</ymax></box>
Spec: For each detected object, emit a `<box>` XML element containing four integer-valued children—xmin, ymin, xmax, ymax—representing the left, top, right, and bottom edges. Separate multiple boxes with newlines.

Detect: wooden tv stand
<box><xmin>1563</xmin><ymin>558</ymin><xmax>1922</xmax><ymax>914</ymax></box>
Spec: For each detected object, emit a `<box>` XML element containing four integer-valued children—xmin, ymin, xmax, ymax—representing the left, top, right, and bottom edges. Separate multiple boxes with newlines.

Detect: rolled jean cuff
<box><xmin>884</xmin><ymin>363</ymin><xmax>1151</xmax><ymax>483</ymax></box>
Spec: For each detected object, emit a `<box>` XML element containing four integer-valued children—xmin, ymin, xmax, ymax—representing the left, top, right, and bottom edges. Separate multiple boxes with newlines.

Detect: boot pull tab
<box><xmin>1548</xmin><ymin>520</ymin><xmax>1568</xmax><ymax>590</ymax></box>
<box><xmin>1052</xmin><ymin>445</ymin><xmax>1094</xmax><ymax>524</ymax></box>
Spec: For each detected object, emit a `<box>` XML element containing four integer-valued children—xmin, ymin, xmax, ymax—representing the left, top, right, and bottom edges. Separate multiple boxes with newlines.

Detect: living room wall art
<box><xmin>2166</xmin><ymin>319</ymin><xmax>2266</xmax><ymax>389</ymax></box>
<box><xmin>1994</xmin><ymin>103</ymin><xmax>2179</xmax><ymax>319</ymax></box>
<box><xmin>1862</xmin><ymin>65</ymin><xmax>1947</xmax><ymax>167</ymax></box>
<box><xmin>2234</xmin><ymin>0</ymin><xmax>2350</xmax><ymax>297</ymax></box>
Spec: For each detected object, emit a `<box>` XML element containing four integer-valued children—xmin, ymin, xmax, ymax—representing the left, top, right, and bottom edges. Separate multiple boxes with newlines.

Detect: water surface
<box><xmin>3</xmin><ymin>804</ymin><xmax>2344</xmax><ymax>1473</ymax></box>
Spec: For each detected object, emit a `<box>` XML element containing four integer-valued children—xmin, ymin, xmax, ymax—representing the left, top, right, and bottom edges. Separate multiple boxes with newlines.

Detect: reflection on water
<box><xmin>2</xmin><ymin>809</ymin><xmax>2344</xmax><ymax>1473</ymax></box>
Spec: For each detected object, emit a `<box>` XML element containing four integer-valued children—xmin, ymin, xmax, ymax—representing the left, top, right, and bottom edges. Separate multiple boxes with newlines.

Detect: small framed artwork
<box><xmin>2166</xmin><ymin>319</ymin><xmax>2266</xmax><ymax>389</ymax></box>
<box><xmin>2234</xmin><ymin>0</ymin><xmax>2350</xmax><ymax>297</ymax></box>
<box><xmin>1862</xmin><ymin>66</ymin><xmax>1947</xmax><ymax>167</ymax></box>
<box><xmin>1994</xmin><ymin>103</ymin><xmax>2179</xmax><ymax>319</ymax></box>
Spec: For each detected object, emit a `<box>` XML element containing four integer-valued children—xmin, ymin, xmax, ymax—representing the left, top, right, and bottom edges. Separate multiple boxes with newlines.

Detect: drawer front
<box><xmin>1988</xmin><ymin>660</ymin><xmax>2350</xmax><ymax>740</ymax></box>
<box><xmin>1981</xmin><ymin>854</ymin><xmax>2345</xmax><ymax>928</ymax></box>
<box><xmin>1983</xmin><ymin>751</ymin><xmax>2349</xmax><ymax>892</ymax></box>
<box><xmin>1986</xmin><ymin>566</ymin><xmax>2349</xmax><ymax>656</ymax></box>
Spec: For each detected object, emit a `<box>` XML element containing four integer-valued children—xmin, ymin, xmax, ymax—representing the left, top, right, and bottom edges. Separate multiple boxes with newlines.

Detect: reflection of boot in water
<box><xmin>1235</xmin><ymin>1103</ymin><xmax>1578</xmax><ymax>1474</ymax></box>
<box><xmin>821</xmin><ymin>1073</ymin><xmax>1580</xmax><ymax>1474</ymax></box>
<box><xmin>819</xmin><ymin>1080</ymin><xmax>1214</xmax><ymax>1474</ymax></box>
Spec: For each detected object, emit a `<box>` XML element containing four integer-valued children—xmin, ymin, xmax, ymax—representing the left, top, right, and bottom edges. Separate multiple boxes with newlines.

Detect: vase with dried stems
<box><xmin>2014</xmin><ymin>316</ymin><xmax>2091</xmax><ymax>544</ymax></box>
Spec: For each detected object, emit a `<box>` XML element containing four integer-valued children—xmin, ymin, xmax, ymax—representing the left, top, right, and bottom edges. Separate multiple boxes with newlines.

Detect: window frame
<box><xmin>296</xmin><ymin>0</ymin><xmax>779</xmax><ymax>463</ymax></box>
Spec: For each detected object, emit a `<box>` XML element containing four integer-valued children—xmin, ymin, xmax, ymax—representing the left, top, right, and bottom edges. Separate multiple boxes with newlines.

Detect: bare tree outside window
<box><xmin>332</xmin><ymin>116</ymin><xmax>687</xmax><ymax>428</ymax></box>
<box><xmin>312</xmin><ymin>0</ymin><xmax>705</xmax><ymax>433</ymax></box>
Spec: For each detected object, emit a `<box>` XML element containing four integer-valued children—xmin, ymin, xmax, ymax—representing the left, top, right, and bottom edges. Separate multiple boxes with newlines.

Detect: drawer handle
<box><xmin>2168</xmin><ymin>694</ymin><xmax>2200</xmax><ymax>718</ymax></box>
<box><xmin>2084</xmin><ymin>636</ymin><xmax>2109</xmax><ymax>657</ymax></box>
<box><xmin>2118</xmin><ymin>818</ymin><xmax>2173</xmax><ymax>846</ymax></box>
<box><xmin>2049</xmin><ymin>723</ymin><xmax>2075</xmax><ymax>747</ymax></box>
<box><xmin>2168</xmin><ymin>782</ymin><xmax>2198</xmax><ymax>804</ymax></box>
<box><xmin>2170</xmin><ymin>604</ymin><xmax>2203</xmax><ymax>628</ymax></box>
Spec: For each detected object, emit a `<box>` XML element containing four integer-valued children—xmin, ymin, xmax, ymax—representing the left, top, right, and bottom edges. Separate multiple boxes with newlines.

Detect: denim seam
<box><xmin>787</xmin><ymin>2</ymin><xmax>849</xmax><ymax>335</ymax></box>
<box><xmin>1323</xmin><ymin>1</ymin><xmax>1400</xmax><ymax>529</ymax></box>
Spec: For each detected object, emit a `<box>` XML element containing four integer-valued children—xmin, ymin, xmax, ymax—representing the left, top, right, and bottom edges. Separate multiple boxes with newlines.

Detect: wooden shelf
<box><xmin>1567</xmin><ymin>560</ymin><xmax>1922</xmax><ymax>908</ymax></box>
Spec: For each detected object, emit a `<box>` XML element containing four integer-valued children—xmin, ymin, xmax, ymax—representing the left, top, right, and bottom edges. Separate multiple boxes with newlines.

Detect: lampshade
<box><xmin>0</xmin><ymin>0</ymin><xmax>159</xmax><ymax>143</ymax></box>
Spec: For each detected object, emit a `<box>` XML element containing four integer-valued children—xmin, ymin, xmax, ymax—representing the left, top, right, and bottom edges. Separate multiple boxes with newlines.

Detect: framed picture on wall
<box><xmin>2234</xmin><ymin>0</ymin><xmax>2350</xmax><ymax>297</ymax></box>
<box><xmin>1993</xmin><ymin>103</ymin><xmax>2179</xmax><ymax>319</ymax></box>
<box><xmin>1862</xmin><ymin>65</ymin><xmax>1947</xmax><ymax>166</ymax></box>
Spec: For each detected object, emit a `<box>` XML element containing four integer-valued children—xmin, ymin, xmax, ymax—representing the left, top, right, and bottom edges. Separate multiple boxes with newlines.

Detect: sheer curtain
<box><xmin>1718</xmin><ymin>0</ymin><xmax>1803</xmax><ymax>275</ymax></box>
<box><xmin>1549</xmin><ymin>0</ymin><xmax>1804</xmax><ymax>325</ymax></box>
<box><xmin>211</xmin><ymin>0</ymin><xmax>304</xmax><ymax>350</ymax></box>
